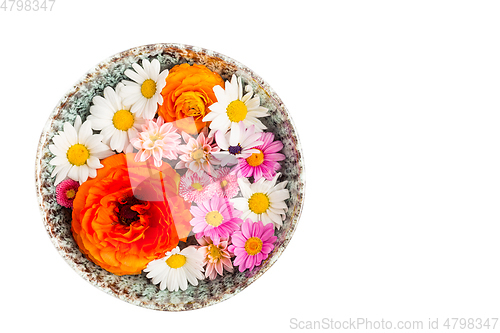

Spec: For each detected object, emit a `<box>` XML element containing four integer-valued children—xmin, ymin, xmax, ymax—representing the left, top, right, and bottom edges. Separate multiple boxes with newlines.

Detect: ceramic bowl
<box><xmin>35</xmin><ymin>43</ymin><xmax>305</xmax><ymax>311</ymax></box>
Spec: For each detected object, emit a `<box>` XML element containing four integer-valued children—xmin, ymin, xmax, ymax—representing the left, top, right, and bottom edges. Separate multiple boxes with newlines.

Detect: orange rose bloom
<box><xmin>71</xmin><ymin>153</ymin><xmax>192</xmax><ymax>276</ymax></box>
<box><xmin>157</xmin><ymin>63</ymin><xmax>224</xmax><ymax>134</ymax></box>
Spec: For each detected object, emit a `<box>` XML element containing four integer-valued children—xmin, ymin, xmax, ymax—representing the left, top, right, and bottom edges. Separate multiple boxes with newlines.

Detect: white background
<box><xmin>2</xmin><ymin>1</ymin><xmax>500</xmax><ymax>332</ymax></box>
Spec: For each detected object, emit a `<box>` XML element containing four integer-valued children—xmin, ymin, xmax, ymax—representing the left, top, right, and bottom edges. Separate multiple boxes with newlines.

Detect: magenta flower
<box><xmin>179</xmin><ymin>172</ymin><xmax>216</xmax><ymax>203</ymax></box>
<box><xmin>198</xmin><ymin>236</ymin><xmax>234</xmax><ymax>280</ymax></box>
<box><xmin>236</xmin><ymin>132</ymin><xmax>285</xmax><ymax>181</ymax></box>
<box><xmin>190</xmin><ymin>196</ymin><xmax>242</xmax><ymax>244</ymax></box>
<box><xmin>228</xmin><ymin>219</ymin><xmax>277</xmax><ymax>272</ymax></box>
<box><xmin>212</xmin><ymin>167</ymin><xmax>239</xmax><ymax>199</ymax></box>
<box><xmin>56</xmin><ymin>179</ymin><xmax>80</xmax><ymax>208</ymax></box>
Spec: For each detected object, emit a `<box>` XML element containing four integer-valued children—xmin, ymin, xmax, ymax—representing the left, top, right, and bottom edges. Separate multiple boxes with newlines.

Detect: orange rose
<box><xmin>71</xmin><ymin>153</ymin><xmax>192</xmax><ymax>276</ymax></box>
<box><xmin>158</xmin><ymin>63</ymin><xmax>224</xmax><ymax>134</ymax></box>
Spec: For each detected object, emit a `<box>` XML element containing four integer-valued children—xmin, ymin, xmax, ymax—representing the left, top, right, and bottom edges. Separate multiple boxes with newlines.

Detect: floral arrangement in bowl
<box><xmin>35</xmin><ymin>44</ymin><xmax>305</xmax><ymax>311</ymax></box>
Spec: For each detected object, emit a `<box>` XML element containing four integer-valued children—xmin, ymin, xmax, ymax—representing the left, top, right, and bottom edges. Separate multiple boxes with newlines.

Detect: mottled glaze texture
<box><xmin>35</xmin><ymin>43</ymin><xmax>305</xmax><ymax>311</ymax></box>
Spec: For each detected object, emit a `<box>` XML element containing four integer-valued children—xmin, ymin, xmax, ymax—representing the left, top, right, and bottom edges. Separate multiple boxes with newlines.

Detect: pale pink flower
<box><xmin>198</xmin><ymin>236</ymin><xmax>233</xmax><ymax>280</ymax></box>
<box><xmin>179</xmin><ymin>172</ymin><xmax>216</xmax><ymax>203</ymax></box>
<box><xmin>212</xmin><ymin>167</ymin><xmax>239</xmax><ymax>199</ymax></box>
<box><xmin>175</xmin><ymin>128</ymin><xmax>220</xmax><ymax>176</ymax></box>
<box><xmin>130</xmin><ymin>116</ymin><xmax>180</xmax><ymax>167</ymax></box>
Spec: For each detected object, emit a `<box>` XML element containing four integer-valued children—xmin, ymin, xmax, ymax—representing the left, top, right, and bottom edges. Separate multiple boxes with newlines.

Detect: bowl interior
<box><xmin>35</xmin><ymin>43</ymin><xmax>305</xmax><ymax>311</ymax></box>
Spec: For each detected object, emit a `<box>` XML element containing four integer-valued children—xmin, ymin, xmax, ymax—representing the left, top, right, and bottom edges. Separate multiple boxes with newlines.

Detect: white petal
<box><xmin>232</xmin><ymin>197</ymin><xmax>249</xmax><ymax>212</ymax></box>
<box><xmin>109</xmin><ymin>131</ymin><xmax>122</xmax><ymax>151</ymax></box>
<box><xmin>149</xmin><ymin>59</ymin><xmax>160</xmax><ymax>81</ymax></box>
<box><xmin>67</xmin><ymin>165</ymin><xmax>79</xmax><ymax>182</ymax></box>
<box><xmin>92</xmin><ymin>95</ymin><xmax>115</xmax><ymax>113</ymax></box>
<box><xmin>54</xmin><ymin>163</ymin><xmax>71</xmax><ymax>185</ymax></box>
<box><xmin>243</xmin><ymin>117</ymin><xmax>266</xmax><ymax>131</ymax></box>
<box><xmin>49</xmin><ymin>144</ymin><xmax>65</xmax><ymax>157</ymax></box>
<box><xmin>212</xmin><ymin>85</ymin><xmax>227</xmax><ymax>104</ymax></box>
<box><xmin>245</xmin><ymin>96</ymin><xmax>260</xmax><ymax>110</ymax></box>
<box><xmin>52</xmin><ymin>134</ymin><xmax>71</xmax><ymax>152</ymax></box>
<box><xmin>209</xmin><ymin>114</ymin><xmax>231</xmax><ymax>132</ymax></box>
<box><xmin>87</xmin><ymin>115</ymin><xmax>111</xmax><ymax>130</ymax></box>
<box><xmin>156</xmin><ymin>69</ymin><xmax>169</xmax><ymax>91</ymax></box>
<box><xmin>85</xmin><ymin>134</ymin><xmax>106</xmax><ymax>150</ymax></box>
<box><xmin>237</xmin><ymin>177</ymin><xmax>252</xmax><ymax>198</ymax></box>
<box><xmin>91</xmin><ymin>147</ymin><xmax>114</xmax><ymax>159</ymax></box>
<box><xmin>88</xmin><ymin>168</ymin><xmax>97</xmax><ymax>179</ymax></box>
<box><xmin>63</xmin><ymin>122</ymin><xmax>78</xmax><ymax>145</ymax></box>
<box><xmin>269</xmin><ymin>189</ymin><xmax>290</xmax><ymax>202</ymax></box>
<box><xmin>79</xmin><ymin>164</ymin><xmax>89</xmax><ymax>183</ymax></box>
<box><xmin>49</xmin><ymin>156</ymin><xmax>68</xmax><ymax>166</ymax></box>
<box><xmin>87</xmin><ymin>156</ymin><xmax>102</xmax><ymax>169</ymax></box>
<box><xmin>132</xmin><ymin>62</ymin><xmax>150</xmax><ymax>81</ymax></box>
<box><xmin>215</xmin><ymin>130</ymin><xmax>229</xmax><ymax>150</ymax></box>
<box><xmin>73</xmin><ymin>116</ymin><xmax>82</xmax><ymax>133</ymax></box>
<box><xmin>260</xmin><ymin>213</ymin><xmax>273</xmax><ymax>227</ymax></box>
<box><xmin>144</xmin><ymin>98</ymin><xmax>157</xmax><ymax>120</ymax></box>
<box><xmin>229</xmin><ymin>122</ymin><xmax>242</xmax><ymax>146</ymax></box>
<box><xmin>78</xmin><ymin>120</ymin><xmax>93</xmax><ymax>145</ymax></box>
<box><xmin>130</xmin><ymin>97</ymin><xmax>147</xmax><ymax>117</ymax></box>
<box><xmin>106</xmin><ymin>89</ymin><xmax>121</xmax><ymax>112</ymax></box>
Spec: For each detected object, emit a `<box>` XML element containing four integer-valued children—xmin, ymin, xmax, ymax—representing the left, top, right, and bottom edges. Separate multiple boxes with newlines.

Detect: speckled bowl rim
<box><xmin>35</xmin><ymin>43</ymin><xmax>306</xmax><ymax>311</ymax></box>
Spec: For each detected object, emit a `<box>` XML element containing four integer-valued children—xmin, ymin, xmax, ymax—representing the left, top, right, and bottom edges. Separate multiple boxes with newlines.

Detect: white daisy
<box><xmin>49</xmin><ymin>116</ymin><xmax>113</xmax><ymax>185</ymax></box>
<box><xmin>120</xmin><ymin>58</ymin><xmax>169</xmax><ymax>120</ymax></box>
<box><xmin>213</xmin><ymin>121</ymin><xmax>263</xmax><ymax>166</ymax></box>
<box><xmin>87</xmin><ymin>83</ymin><xmax>145</xmax><ymax>153</ymax></box>
<box><xmin>232</xmin><ymin>173</ymin><xmax>289</xmax><ymax>229</ymax></box>
<box><xmin>202</xmin><ymin>74</ymin><xmax>269</xmax><ymax>133</ymax></box>
<box><xmin>144</xmin><ymin>246</ymin><xmax>205</xmax><ymax>292</ymax></box>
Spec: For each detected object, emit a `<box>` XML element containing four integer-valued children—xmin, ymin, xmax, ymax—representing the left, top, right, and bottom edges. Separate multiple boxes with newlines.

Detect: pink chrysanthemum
<box><xmin>198</xmin><ymin>236</ymin><xmax>233</xmax><ymax>280</ymax></box>
<box><xmin>56</xmin><ymin>179</ymin><xmax>80</xmax><ymax>208</ymax></box>
<box><xmin>228</xmin><ymin>219</ymin><xmax>277</xmax><ymax>272</ymax></box>
<box><xmin>190</xmin><ymin>196</ymin><xmax>242</xmax><ymax>244</ymax></box>
<box><xmin>130</xmin><ymin>116</ymin><xmax>180</xmax><ymax>167</ymax></box>
<box><xmin>212</xmin><ymin>167</ymin><xmax>239</xmax><ymax>199</ymax></box>
<box><xmin>179</xmin><ymin>172</ymin><xmax>216</xmax><ymax>203</ymax></box>
<box><xmin>236</xmin><ymin>132</ymin><xmax>285</xmax><ymax>181</ymax></box>
<box><xmin>175</xmin><ymin>128</ymin><xmax>220</xmax><ymax>176</ymax></box>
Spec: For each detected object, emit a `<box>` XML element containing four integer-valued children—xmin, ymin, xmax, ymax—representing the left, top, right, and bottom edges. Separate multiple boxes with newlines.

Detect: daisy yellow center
<box><xmin>244</xmin><ymin>237</ymin><xmax>263</xmax><ymax>256</ymax></box>
<box><xmin>220</xmin><ymin>180</ymin><xmax>228</xmax><ymax>188</ymax></box>
<box><xmin>66</xmin><ymin>189</ymin><xmax>76</xmax><ymax>199</ymax></box>
<box><xmin>248</xmin><ymin>193</ymin><xmax>270</xmax><ymax>214</ymax></box>
<box><xmin>67</xmin><ymin>144</ymin><xmax>90</xmax><ymax>166</ymax></box>
<box><xmin>192</xmin><ymin>182</ymin><xmax>203</xmax><ymax>191</ymax></box>
<box><xmin>208</xmin><ymin>244</ymin><xmax>222</xmax><ymax>260</ymax></box>
<box><xmin>205</xmin><ymin>210</ymin><xmax>223</xmax><ymax>227</ymax></box>
<box><xmin>191</xmin><ymin>148</ymin><xmax>204</xmax><ymax>161</ymax></box>
<box><xmin>166</xmin><ymin>254</ymin><xmax>186</xmax><ymax>269</ymax></box>
<box><xmin>141</xmin><ymin>79</ymin><xmax>157</xmax><ymax>99</ymax></box>
<box><xmin>226</xmin><ymin>100</ymin><xmax>248</xmax><ymax>122</ymax></box>
<box><xmin>112</xmin><ymin>109</ymin><xmax>135</xmax><ymax>131</ymax></box>
<box><xmin>246</xmin><ymin>149</ymin><xmax>264</xmax><ymax>167</ymax></box>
